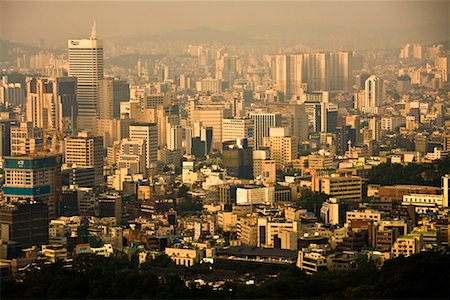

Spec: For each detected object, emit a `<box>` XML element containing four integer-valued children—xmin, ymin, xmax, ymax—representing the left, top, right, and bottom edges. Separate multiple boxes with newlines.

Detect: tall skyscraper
<box><xmin>435</xmin><ymin>55</ymin><xmax>449</xmax><ymax>82</ymax></box>
<box><xmin>0</xmin><ymin>76</ymin><xmax>24</xmax><ymax>107</ymax></box>
<box><xmin>333</xmin><ymin>51</ymin><xmax>353</xmax><ymax>91</ymax></box>
<box><xmin>271</xmin><ymin>54</ymin><xmax>303</xmax><ymax>101</ymax></box>
<box><xmin>364</xmin><ymin>76</ymin><xmax>384</xmax><ymax>109</ymax></box>
<box><xmin>167</xmin><ymin>125</ymin><xmax>183</xmax><ymax>151</ymax></box>
<box><xmin>272</xmin><ymin>51</ymin><xmax>353</xmax><ymax>94</ymax></box>
<box><xmin>0</xmin><ymin>119</ymin><xmax>13</xmax><ymax>157</ymax></box>
<box><xmin>98</xmin><ymin>78</ymin><xmax>130</xmax><ymax>120</ymax></box>
<box><xmin>26</xmin><ymin>77</ymin><xmax>62</xmax><ymax>132</ymax></box>
<box><xmin>65</xmin><ymin>131</ymin><xmax>104</xmax><ymax>186</ymax></box>
<box><xmin>303</xmin><ymin>53</ymin><xmax>327</xmax><ymax>91</ymax></box>
<box><xmin>56</xmin><ymin>77</ymin><xmax>77</xmax><ymax>132</ymax></box>
<box><xmin>68</xmin><ymin>22</ymin><xmax>104</xmax><ymax>132</ymax></box>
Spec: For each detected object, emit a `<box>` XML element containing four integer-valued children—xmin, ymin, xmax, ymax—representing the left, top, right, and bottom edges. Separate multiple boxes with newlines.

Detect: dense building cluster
<box><xmin>0</xmin><ymin>24</ymin><xmax>449</xmax><ymax>287</ymax></box>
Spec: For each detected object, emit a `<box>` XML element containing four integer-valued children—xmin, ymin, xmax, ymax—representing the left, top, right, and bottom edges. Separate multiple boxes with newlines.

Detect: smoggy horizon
<box><xmin>1</xmin><ymin>1</ymin><xmax>448</xmax><ymax>47</ymax></box>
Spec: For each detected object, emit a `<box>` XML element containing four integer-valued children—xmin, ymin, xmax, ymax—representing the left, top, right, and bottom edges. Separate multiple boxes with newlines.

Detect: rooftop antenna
<box><xmin>90</xmin><ymin>20</ymin><xmax>96</xmax><ymax>39</ymax></box>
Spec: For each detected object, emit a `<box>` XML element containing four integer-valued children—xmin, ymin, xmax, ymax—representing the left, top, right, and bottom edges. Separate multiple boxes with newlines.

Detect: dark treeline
<box><xmin>367</xmin><ymin>158</ymin><xmax>450</xmax><ymax>186</ymax></box>
<box><xmin>1</xmin><ymin>252</ymin><xmax>448</xmax><ymax>299</ymax></box>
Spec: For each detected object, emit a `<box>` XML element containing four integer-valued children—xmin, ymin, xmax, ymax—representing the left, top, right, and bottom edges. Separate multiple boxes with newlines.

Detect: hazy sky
<box><xmin>1</xmin><ymin>0</ymin><xmax>448</xmax><ymax>42</ymax></box>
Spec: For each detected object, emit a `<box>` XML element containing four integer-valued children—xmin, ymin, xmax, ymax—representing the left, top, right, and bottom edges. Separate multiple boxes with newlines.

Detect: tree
<box><xmin>296</xmin><ymin>188</ymin><xmax>329</xmax><ymax>217</ymax></box>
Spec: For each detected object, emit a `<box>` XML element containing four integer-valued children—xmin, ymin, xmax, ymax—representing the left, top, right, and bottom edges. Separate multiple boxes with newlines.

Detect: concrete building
<box><xmin>364</xmin><ymin>76</ymin><xmax>384</xmax><ymax>109</ymax></box>
<box><xmin>237</xmin><ymin>218</ymin><xmax>258</xmax><ymax>246</ymax></box>
<box><xmin>222</xmin><ymin>139</ymin><xmax>253</xmax><ymax>179</ymax></box>
<box><xmin>217</xmin><ymin>211</ymin><xmax>238</xmax><ymax>232</ymax></box>
<box><xmin>167</xmin><ymin>124</ymin><xmax>182</xmax><ymax>151</ymax></box>
<box><xmin>65</xmin><ymin>131</ymin><xmax>104</xmax><ymax>186</ymax></box>
<box><xmin>346</xmin><ymin>209</ymin><xmax>382</xmax><ymax>224</ymax></box>
<box><xmin>25</xmin><ymin>77</ymin><xmax>62</xmax><ymax>132</ymax></box>
<box><xmin>222</xmin><ymin>117</ymin><xmax>254</xmax><ymax>148</ymax></box>
<box><xmin>308</xmin><ymin>152</ymin><xmax>334</xmax><ymax>170</ymax></box>
<box><xmin>402</xmin><ymin>194</ymin><xmax>446</xmax><ymax>213</ymax></box>
<box><xmin>97</xmin><ymin>78</ymin><xmax>130</xmax><ymax>119</ymax></box>
<box><xmin>10</xmin><ymin>122</ymin><xmax>43</xmax><ymax>156</ymax></box>
<box><xmin>297</xmin><ymin>245</ymin><xmax>330</xmax><ymax>275</ymax></box>
<box><xmin>129</xmin><ymin>123</ymin><xmax>158</xmax><ymax>171</ymax></box>
<box><xmin>165</xmin><ymin>247</ymin><xmax>202</xmax><ymax>267</ymax></box>
<box><xmin>191</xmin><ymin>106</ymin><xmax>232</xmax><ymax>149</ymax></box>
<box><xmin>271</xmin><ymin>54</ymin><xmax>303</xmax><ymax>100</ymax></box>
<box><xmin>118</xmin><ymin>138</ymin><xmax>146</xmax><ymax>176</ymax></box>
<box><xmin>317</xmin><ymin>173</ymin><xmax>363</xmax><ymax>202</ymax></box>
<box><xmin>249</xmin><ymin>112</ymin><xmax>282</xmax><ymax>150</ymax></box>
<box><xmin>378</xmin><ymin>185</ymin><xmax>441</xmax><ymax>202</ymax></box>
<box><xmin>0</xmin><ymin>76</ymin><xmax>24</xmax><ymax>106</ymax></box>
<box><xmin>41</xmin><ymin>244</ymin><xmax>68</xmax><ymax>263</ymax></box>
<box><xmin>257</xmin><ymin>217</ymin><xmax>298</xmax><ymax>249</ymax></box>
<box><xmin>3</xmin><ymin>154</ymin><xmax>62</xmax><ymax>219</ymax></box>
<box><xmin>263</xmin><ymin>127</ymin><xmax>297</xmax><ymax>169</ymax></box>
<box><xmin>236</xmin><ymin>186</ymin><xmax>275</xmax><ymax>205</ymax></box>
<box><xmin>391</xmin><ymin>235</ymin><xmax>422</xmax><ymax>258</ymax></box>
<box><xmin>320</xmin><ymin>198</ymin><xmax>340</xmax><ymax>225</ymax></box>
<box><xmin>0</xmin><ymin>203</ymin><xmax>49</xmax><ymax>248</ymax></box>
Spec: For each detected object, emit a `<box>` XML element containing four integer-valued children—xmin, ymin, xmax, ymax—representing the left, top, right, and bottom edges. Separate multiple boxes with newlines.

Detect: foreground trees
<box><xmin>2</xmin><ymin>251</ymin><xmax>448</xmax><ymax>299</ymax></box>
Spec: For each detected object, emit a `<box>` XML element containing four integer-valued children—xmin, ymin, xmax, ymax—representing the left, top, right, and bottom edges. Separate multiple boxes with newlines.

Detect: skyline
<box><xmin>1</xmin><ymin>1</ymin><xmax>448</xmax><ymax>46</ymax></box>
<box><xmin>0</xmin><ymin>1</ymin><xmax>449</xmax><ymax>299</ymax></box>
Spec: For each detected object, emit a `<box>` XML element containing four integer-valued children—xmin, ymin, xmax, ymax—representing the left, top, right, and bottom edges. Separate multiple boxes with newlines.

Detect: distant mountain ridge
<box><xmin>111</xmin><ymin>23</ymin><xmax>448</xmax><ymax>50</ymax></box>
<box><xmin>115</xmin><ymin>26</ymin><xmax>254</xmax><ymax>44</ymax></box>
<box><xmin>0</xmin><ymin>39</ymin><xmax>42</xmax><ymax>63</ymax></box>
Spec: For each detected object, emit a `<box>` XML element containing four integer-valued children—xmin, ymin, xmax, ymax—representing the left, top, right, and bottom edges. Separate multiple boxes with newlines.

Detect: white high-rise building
<box><xmin>303</xmin><ymin>53</ymin><xmax>327</xmax><ymax>91</ymax></box>
<box><xmin>249</xmin><ymin>112</ymin><xmax>282</xmax><ymax>150</ymax></box>
<box><xmin>68</xmin><ymin>22</ymin><xmax>104</xmax><ymax>132</ymax></box>
<box><xmin>364</xmin><ymin>76</ymin><xmax>384</xmax><ymax>109</ymax></box>
<box><xmin>190</xmin><ymin>105</ymin><xmax>232</xmax><ymax>149</ymax></box>
<box><xmin>167</xmin><ymin>125</ymin><xmax>183</xmax><ymax>151</ymax></box>
<box><xmin>129</xmin><ymin>123</ymin><xmax>158</xmax><ymax>170</ymax></box>
<box><xmin>118</xmin><ymin>138</ymin><xmax>146</xmax><ymax>176</ymax></box>
<box><xmin>271</xmin><ymin>54</ymin><xmax>303</xmax><ymax>101</ymax></box>
<box><xmin>222</xmin><ymin>117</ymin><xmax>254</xmax><ymax>147</ymax></box>
<box><xmin>26</xmin><ymin>77</ymin><xmax>63</xmax><ymax>132</ymax></box>
<box><xmin>0</xmin><ymin>76</ymin><xmax>24</xmax><ymax>106</ymax></box>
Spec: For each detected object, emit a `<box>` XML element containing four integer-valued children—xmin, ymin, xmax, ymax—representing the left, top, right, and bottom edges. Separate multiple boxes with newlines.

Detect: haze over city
<box><xmin>1</xmin><ymin>1</ymin><xmax>449</xmax><ymax>48</ymax></box>
<box><xmin>0</xmin><ymin>1</ymin><xmax>449</xmax><ymax>299</ymax></box>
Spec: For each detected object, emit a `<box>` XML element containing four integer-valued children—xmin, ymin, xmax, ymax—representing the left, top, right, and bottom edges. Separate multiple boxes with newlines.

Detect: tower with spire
<box><xmin>67</xmin><ymin>22</ymin><xmax>104</xmax><ymax>133</ymax></box>
<box><xmin>90</xmin><ymin>20</ymin><xmax>96</xmax><ymax>40</ymax></box>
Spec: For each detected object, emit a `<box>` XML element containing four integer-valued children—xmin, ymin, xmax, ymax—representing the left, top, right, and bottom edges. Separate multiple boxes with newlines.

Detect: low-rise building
<box><xmin>217</xmin><ymin>211</ymin><xmax>238</xmax><ymax>232</ymax></box>
<box><xmin>391</xmin><ymin>235</ymin><xmax>422</xmax><ymax>258</ymax></box>
<box><xmin>165</xmin><ymin>247</ymin><xmax>202</xmax><ymax>267</ymax></box>
<box><xmin>402</xmin><ymin>194</ymin><xmax>446</xmax><ymax>213</ymax></box>
<box><xmin>41</xmin><ymin>244</ymin><xmax>67</xmax><ymax>263</ymax></box>
<box><xmin>297</xmin><ymin>244</ymin><xmax>330</xmax><ymax>275</ymax></box>
<box><xmin>346</xmin><ymin>209</ymin><xmax>382</xmax><ymax>224</ymax></box>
